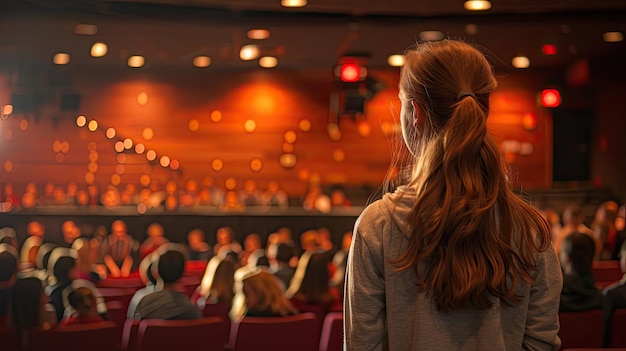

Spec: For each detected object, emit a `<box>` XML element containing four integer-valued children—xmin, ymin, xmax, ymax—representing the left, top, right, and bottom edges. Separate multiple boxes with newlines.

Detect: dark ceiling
<box><xmin>1</xmin><ymin>0</ymin><xmax>625</xmax><ymax>70</ymax></box>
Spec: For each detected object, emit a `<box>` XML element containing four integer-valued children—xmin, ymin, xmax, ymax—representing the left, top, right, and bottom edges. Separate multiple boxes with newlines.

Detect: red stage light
<box><xmin>541</xmin><ymin>89</ymin><xmax>561</xmax><ymax>108</ymax></box>
<box><xmin>542</xmin><ymin>44</ymin><xmax>558</xmax><ymax>55</ymax></box>
<box><xmin>340</xmin><ymin>63</ymin><xmax>360</xmax><ymax>82</ymax></box>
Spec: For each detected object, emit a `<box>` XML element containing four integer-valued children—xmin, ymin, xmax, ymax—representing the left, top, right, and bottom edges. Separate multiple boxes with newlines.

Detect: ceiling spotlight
<box><xmin>193</xmin><ymin>56</ymin><xmax>211</xmax><ymax>68</ymax></box>
<box><xmin>464</xmin><ymin>0</ymin><xmax>491</xmax><ymax>11</ymax></box>
<box><xmin>259</xmin><ymin>56</ymin><xmax>278</xmax><ymax>68</ymax></box>
<box><xmin>512</xmin><ymin>56</ymin><xmax>530</xmax><ymax>69</ymax></box>
<box><xmin>387</xmin><ymin>55</ymin><xmax>405</xmax><ymax>67</ymax></box>
<box><xmin>53</xmin><ymin>53</ymin><xmax>70</xmax><ymax>65</ymax></box>
<box><xmin>128</xmin><ymin>55</ymin><xmax>145</xmax><ymax>68</ymax></box>
<box><xmin>247</xmin><ymin>29</ymin><xmax>271</xmax><ymax>40</ymax></box>
<box><xmin>281</xmin><ymin>0</ymin><xmax>307</xmax><ymax>7</ymax></box>
<box><xmin>240</xmin><ymin>45</ymin><xmax>260</xmax><ymax>61</ymax></box>
<box><xmin>603</xmin><ymin>31</ymin><xmax>624</xmax><ymax>43</ymax></box>
<box><xmin>90</xmin><ymin>42</ymin><xmax>108</xmax><ymax>57</ymax></box>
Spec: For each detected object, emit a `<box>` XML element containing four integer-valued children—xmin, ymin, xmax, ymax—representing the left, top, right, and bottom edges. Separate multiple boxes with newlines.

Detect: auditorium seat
<box><xmin>105</xmin><ymin>300</ymin><xmax>126</xmax><ymax>343</ymax></box>
<box><xmin>96</xmin><ymin>277</ymin><xmax>144</xmax><ymax>289</ymax></box>
<box><xmin>0</xmin><ymin>326</ymin><xmax>19</xmax><ymax>351</ymax></box>
<box><xmin>559</xmin><ymin>310</ymin><xmax>603</xmax><ymax>350</ymax></box>
<box><xmin>26</xmin><ymin>321</ymin><xmax>116</xmax><ymax>351</ymax></box>
<box><xmin>319</xmin><ymin>312</ymin><xmax>343</xmax><ymax>351</ymax></box>
<box><xmin>120</xmin><ymin>319</ymin><xmax>141</xmax><ymax>351</ymax></box>
<box><xmin>609</xmin><ymin>309</ymin><xmax>626</xmax><ymax>347</ymax></box>
<box><xmin>592</xmin><ymin>260</ymin><xmax>623</xmax><ymax>287</ymax></box>
<box><xmin>203</xmin><ymin>301</ymin><xmax>231</xmax><ymax>346</ymax></box>
<box><xmin>98</xmin><ymin>287</ymin><xmax>137</xmax><ymax>312</ymax></box>
<box><xmin>229</xmin><ymin>313</ymin><xmax>318</xmax><ymax>351</ymax></box>
<box><xmin>135</xmin><ymin>317</ymin><xmax>228</xmax><ymax>351</ymax></box>
<box><xmin>179</xmin><ymin>275</ymin><xmax>202</xmax><ymax>297</ymax></box>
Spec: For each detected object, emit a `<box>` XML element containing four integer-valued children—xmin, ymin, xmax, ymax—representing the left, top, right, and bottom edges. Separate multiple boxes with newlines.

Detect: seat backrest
<box><xmin>0</xmin><ymin>326</ymin><xmax>19</xmax><ymax>351</ymax></box>
<box><xmin>559</xmin><ymin>310</ymin><xmax>603</xmax><ymax>349</ymax></box>
<box><xmin>319</xmin><ymin>312</ymin><xmax>343</xmax><ymax>351</ymax></box>
<box><xmin>26</xmin><ymin>321</ymin><xmax>116</xmax><ymax>351</ymax></box>
<box><xmin>230</xmin><ymin>313</ymin><xmax>318</xmax><ymax>351</ymax></box>
<box><xmin>120</xmin><ymin>319</ymin><xmax>141</xmax><ymax>351</ymax></box>
<box><xmin>96</xmin><ymin>278</ymin><xmax>144</xmax><ymax>289</ymax></box>
<box><xmin>610</xmin><ymin>308</ymin><xmax>626</xmax><ymax>347</ymax></box>
<box><xmin>136</xmin><ymin>317</ymin><xmax>227</xmax><ymax>351</ymax></box>
<box><xmin>105</xmin><ymin>300</ymin><xmax>127</xmax><ymax>346</ymax></box>
<box><xmin>98</xmin><ymin>287</ymin><xmax>138</xmax><ymax>310</ymax></box>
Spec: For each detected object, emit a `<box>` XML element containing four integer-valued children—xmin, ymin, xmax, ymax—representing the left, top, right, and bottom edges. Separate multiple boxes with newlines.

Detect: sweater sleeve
<box><xmin>344</xmin><ymin>206</ymin><xmax>387</xmax><ymax>351</ymax></box>
<box><xmin>523</xmin><ymin>248</ymin><xmax>563</xmax><ymax>351</ymax></box>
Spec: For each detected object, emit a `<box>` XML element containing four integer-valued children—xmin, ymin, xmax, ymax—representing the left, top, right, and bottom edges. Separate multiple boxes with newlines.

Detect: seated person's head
<box><xmin>155</xmin><ymin>247</ymin><xmax>186</xmax><ymax>285</ymax></box>
<box><xmin>48</xmin><ymin>248</ymin><xmax>77</xmax><ymax>285</ymax></box>
<box><xmin>559</xmin><ymin>232</ymin><xmax>596</xmax><ymax>276</ymax></box>
<box><xmin>68</xmin><ymin>287</ymin><xmax>98</xmax><ymax>316</ymax></box>
<box><xmin>242</xmin><ymin>270</ymin><xmax>296</xmax><ymax>316</ymax></box>
<box><xmin>275</xmin><ymin>244</ymin><xmax>295</xmax><ymax>265</ymax></box>
<box><xmin>244</xmin><ymin>234</ymin><xmax>262</xmax><ymax>253</ymax></box>
<box><xmin>0</xmin><ymin>244</ymin><xmax>19</xmax><ymax>289</ymax></box>
<box><xmin>562</xmin><ymin>205</ymin><xmax>584</xmax><ymax>227</ymax></box>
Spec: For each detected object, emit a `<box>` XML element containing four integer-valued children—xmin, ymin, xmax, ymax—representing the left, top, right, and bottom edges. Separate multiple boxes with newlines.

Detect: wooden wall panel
<box><xmin>0</xmin><ymin>67</ymin><xmax>553</xmax><ymax>201</ymax></box>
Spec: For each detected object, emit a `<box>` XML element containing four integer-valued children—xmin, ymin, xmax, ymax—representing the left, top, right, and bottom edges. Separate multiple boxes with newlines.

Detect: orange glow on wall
<box><xmin>521</xmin><ymin>113</ymin><xmax>537</xmax><ymax>130</ymax></box>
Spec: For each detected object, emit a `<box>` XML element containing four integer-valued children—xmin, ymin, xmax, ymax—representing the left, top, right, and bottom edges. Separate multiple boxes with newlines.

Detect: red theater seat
<box><xmin>105</xmin><ymin>300</ymin><xmax>126</xmax><ymax>344</ymax></box>
<box><xmin>26</xmin><ymin>321</ymin><xmax>116</xmax><ymax>351</ymax></box>
<box><xmin>229</xmin><ymin>313</ymin><xmax>318</xmax><ymax>351</ymax></box>
<box><xmin>135</xmin><ymin>317</ymin><xmax>228</xmax><ymax>351</ymax></box>
<box><xmin>559</xmin><ymin>310</ymin><xmax>603</xmax><ymax>350</ymax></box>
<box><xmin>609</xmin><ymin>309</ymin><xmax>626</xmax><ymax>347</ymax></box>
<box><xmin>121</xmin><ymin>319</ymin><xmax>141</xmax><ymax>351</ymax></box>
<box><xmin>99</xmin><ymin>287</ymin><xmax>137</xmax><ymax>312</ymax></box>
<box><xmin>319</xmin><ymin>312</ymin><xmax>343</xmax><ymax>351</ymax></box>
<box><xmin>97</xmin><ymin>277</ymin><xmax>144</xmax><ymax>289</ymax></box>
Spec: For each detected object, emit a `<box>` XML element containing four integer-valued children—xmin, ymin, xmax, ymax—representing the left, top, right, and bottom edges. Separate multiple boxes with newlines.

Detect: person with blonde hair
<box><xmin>345</xmin><ymin>39</ymin><xmax>561</xmax><ymax>350</ymax></box>
<box><xmin>242</xmin><ymin>270</ymin><xmax>297</xmax><ymax>317</ymax></box>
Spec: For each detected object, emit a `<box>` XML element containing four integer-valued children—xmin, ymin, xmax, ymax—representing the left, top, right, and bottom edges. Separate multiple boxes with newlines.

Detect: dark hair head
<box><xmin>36</xmin><ymin>243</ymin><xmax>57</xmax><ymax>271</ymax></box>
<box><xmin>11</xmin><ymin>277</ymin><xmax>43</xmax><ymax>329</ymax></box>
<box><xmin>52</xmin><ymin>256</ymin><xmax>76</xmax><ymax>284</ymax></box>
<box><xmin>276</xmin><ymin>243</ymin><xmax>295</xmax><ymax>264</ymax></box>
<box><xmin>157</xmin><ymin>250</ymin><xmax>185</xmax><ymax>284</ymax></box>
<box><xmin>297</xmin><ymin>252</ymin><xmax>332</xmax><ymax>304</ymax></box>
<box><xmin>67</xmin><ymin>290</ymin><xmax>86</xmax><ymax>310</ymax></box>
<box><xmin>0</xmin><ymin>245</ymin><xmax>18</xmax><ymax>282</ymax></box>
<box><xmin>256</xmin><ymin>256</ymin><xmax>270</xmax><ymax>268</ymax></box>
<box><xmin>561</xmin><ymin>232</ymin><xmax>596</xmax><ymax>274</ymax></box>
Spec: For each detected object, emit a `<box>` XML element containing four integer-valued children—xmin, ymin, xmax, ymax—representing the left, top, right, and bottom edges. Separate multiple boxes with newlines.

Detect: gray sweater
<box><xmin>344</xmin><ymin>187</ymin><xmax>562</xmax><ymax>350</ymax></box>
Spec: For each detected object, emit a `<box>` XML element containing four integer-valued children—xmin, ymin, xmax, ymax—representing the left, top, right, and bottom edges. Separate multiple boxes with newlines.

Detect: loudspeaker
<box><xmin>552</xmin><ymin>109</ymin><xmax>591</xmax><ymax>182</ymax></box>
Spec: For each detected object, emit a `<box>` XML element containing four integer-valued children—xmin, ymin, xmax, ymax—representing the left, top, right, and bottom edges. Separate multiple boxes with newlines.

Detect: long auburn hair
<box><xmin>392</xmin><ymin>39</ymin><xmax>551</xmax><ymax>313</ymax></box>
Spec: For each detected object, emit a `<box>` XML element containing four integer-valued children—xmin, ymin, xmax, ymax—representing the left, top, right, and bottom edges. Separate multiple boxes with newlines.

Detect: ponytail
<box><xmin>393</xmin><ymin>39</ymin><xmax>551</xmax><ymax>313</ymax></box>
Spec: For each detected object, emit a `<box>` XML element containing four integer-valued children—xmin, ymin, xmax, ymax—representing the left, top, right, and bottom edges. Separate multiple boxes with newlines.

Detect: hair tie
<box><xmin>457</xmin><ymin>92</ymin><xmax>476</xmax><ymax>101</ymax></box>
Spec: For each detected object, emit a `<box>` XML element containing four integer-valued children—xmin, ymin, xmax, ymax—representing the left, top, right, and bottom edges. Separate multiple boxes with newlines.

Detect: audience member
<box><xmin>330</xmin><ymin>231</ymin><xmax>352</xmax><ymax>292</ymax></box>
<box><xmin>240</xmin><ymin>233</ymin><xmax>263</xmax><ymax>266</ymax></box>
<box><xmin>239</xmin><ymin>180</ymin><xmax>262</xmax><ymax>206</ymax></box>
<box><xmin>46</xmin><ymin>248</ymin><xmax>78</xmax><ymax>321</ymax></box>
<box><xmin>139</xmin><ymin>222</ymin><xmax>169</xmax><ymax>261</ymax></box>
<box><xmin>592</xmin><ymin>201</ymin><xmax>619</xmax><ymax>260</ymax></box>
<box><xmin>127</xmin><ymin>253</ymin><xmax>159</xmax><ymax>319</ymax></box>
<box><xmin>60</xmin><ymin>220</ymin><xmax>80</xmax><ymax>248</ymax></box>
<box><xmin>559</xmin><ymin>232</ymin><xmax>603</xmax><ymax>312</ymax></box>
<box><xmin>602</xmin><ymin>240</ymin><xmax>626</xmax><ymax>346</ymax></box>
<box><xmin>186</xmin><ymin>229</ymin><xmax>212</xmax><ymax>261</ymax></box>
<box><xmin>553</xmin><ymin>204</ymin><xmax>600</xmax><ymax>259</ymax></box>
<box><xmin>213</xmin><ymin>226</ymin><xmax>242</xmax><ymax>256</ymax></box>
<box><xmin>102</xmin><ymin>220</ymin><xmax>137</xmax><ymax>278</ymax></box>
<box><xmin>271</xmin><ymin>243</ymin><xmax>296</xmax><ymax>290</ymax></box>
<box><xmin>58</xmin><ymin>287</ymin><xmax>104</xmax><ymax>327</ymax></box>
<box><xmin>10</xmin><ymin>277</ymin><xmax>56</xmax><ymax>332</ymax></box>
<box><xmin>0</xmin><ymin>227</ymin><xmax>18</xmax><ymax>250</ymax></box>
<box><xmin>242</xmin><ymin>270</ymin><xmax>297</xmax><ymax>317</ymax></box>
<box><xmin>20</xmin><ymin>236</ymin><xmax>42</xmax><ymax>271</ymax></box>
<box><xmin>71</xmin><ymin>238</ymin><xmax>98</xmax><ymax>281</ymax></box>
<box><xmin>135</xmin><ymin>245</ymin><xmax>201</xmax><ymax>320</ymax></box>
<box><xmin>287</xmin><ymin>252</ymin><xmax>336</xmax><ymax>308</ymax></box>
<box><xmin>260</xmin><ymin>181</ymin><xmax>289</xmax><ymax>209</ymax></box>
<box><xmin>0</xmin><ymin>244</ymin><xmax>19</xmax><ymax>319</ymax></box>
